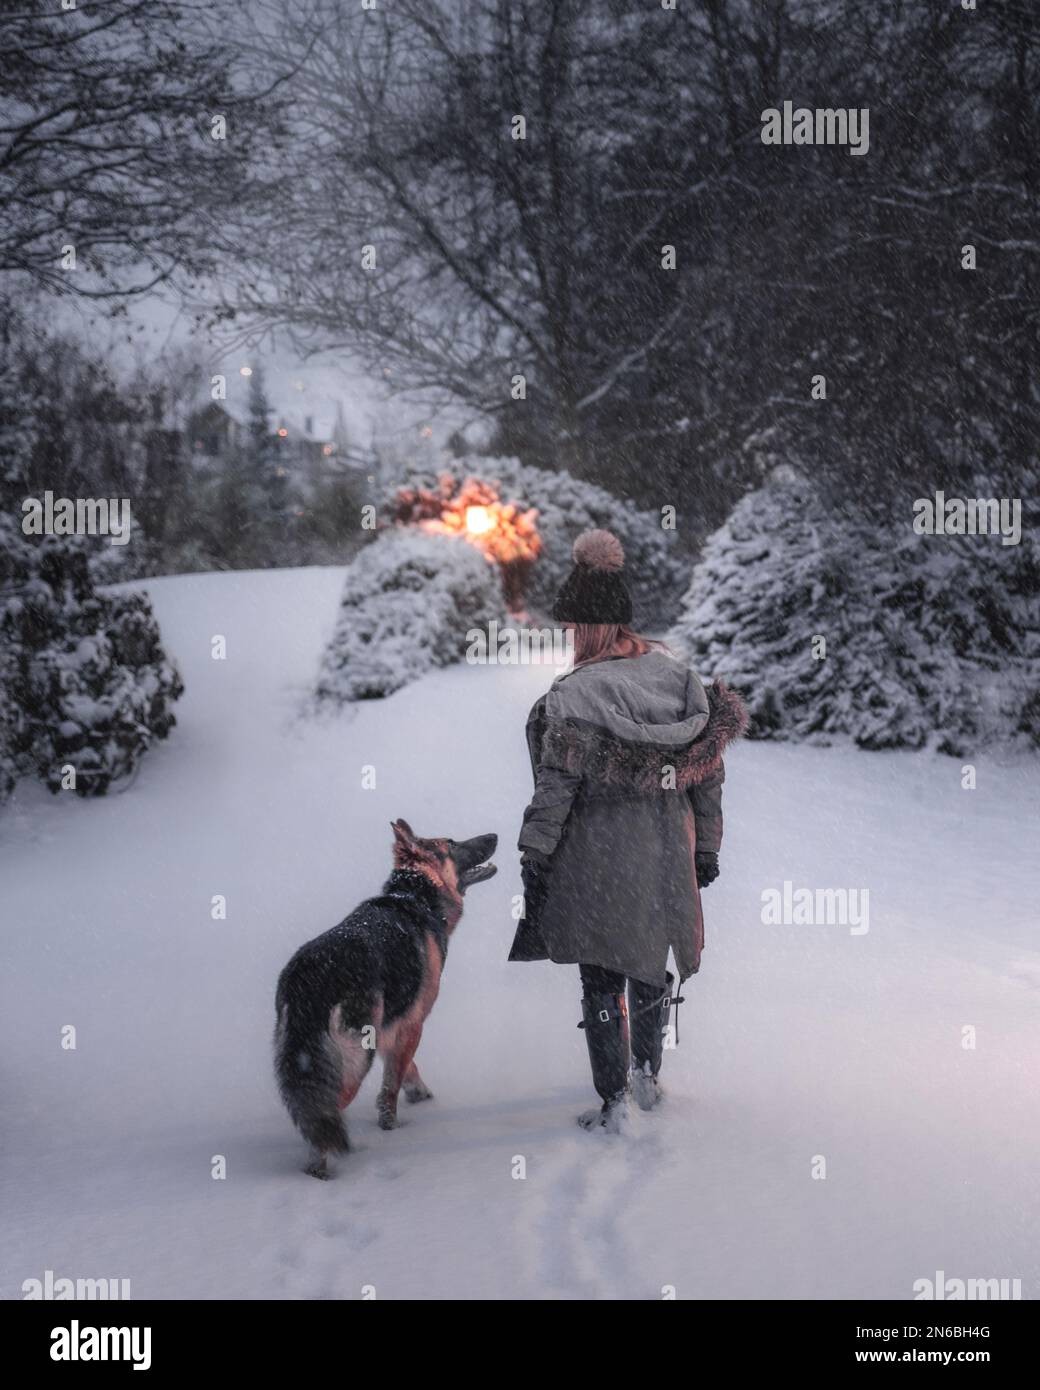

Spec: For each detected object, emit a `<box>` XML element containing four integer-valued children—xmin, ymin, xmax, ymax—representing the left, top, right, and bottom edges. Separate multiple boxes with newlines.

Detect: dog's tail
<box><xmin>274</xmin><ymin>1001</ymin><xmax>350</xmax><ymax>1156</ymax></box>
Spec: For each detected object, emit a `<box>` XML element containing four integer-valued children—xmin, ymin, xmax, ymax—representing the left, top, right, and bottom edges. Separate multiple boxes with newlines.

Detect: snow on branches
<box><xmin>314</xmin><ymin>529</ymin><xmax>503</xmax><ymax>705</ymax></box>
<box><xmin>0</xmin><ymin>517</ymin><xmax>184</xmax><ymax>802</ymax></box>
<box><xmin>668</xmin><ymin>475</ymin><xmax>1039</xmax><ymax>755</ymax></box>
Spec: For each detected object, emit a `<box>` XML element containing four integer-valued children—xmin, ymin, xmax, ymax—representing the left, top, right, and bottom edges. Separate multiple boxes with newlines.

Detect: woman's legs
<box><xmin>628</xmin><ymin>972</ymin><xmax>674</xmax><ymax>1109</ymax></box>
<box><xmin>577</xmin><ymin>966</ymin><xmax>674</xmax><ymax>1121</ymax></box>
<box><xmin>577</xmin><ymin>964</ymin><xmax>630</xmax><ymax>1127</ymax></box>
<box><xmin>579</xmin><ymin>963</ymin><xmax>627</xmax><ymax>997</ymax></box>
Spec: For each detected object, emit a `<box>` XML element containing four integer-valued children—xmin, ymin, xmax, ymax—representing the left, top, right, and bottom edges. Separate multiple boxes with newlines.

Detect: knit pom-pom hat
<box><xmin>551</xmin><ymin>529</ymin><xmax>633</xmax><ymax>624</ymax></box>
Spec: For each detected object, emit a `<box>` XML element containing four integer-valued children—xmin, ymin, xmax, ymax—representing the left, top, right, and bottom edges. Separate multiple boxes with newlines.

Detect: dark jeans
<box><xmin>580</xmin><ymin>963</ymin><xmax>659</xmax><ymax>1000</ymax></box>
<box><xmin>579</xmin><ymin>962</ymin><xmax>627</xmax><ymax>996</ymax></box>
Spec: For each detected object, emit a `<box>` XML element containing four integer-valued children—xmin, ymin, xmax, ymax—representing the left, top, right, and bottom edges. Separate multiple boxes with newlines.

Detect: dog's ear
<box><xmin>391</xmin><ymin>818</ymin><xmax>416</xmax><ymax>850</ymax></box>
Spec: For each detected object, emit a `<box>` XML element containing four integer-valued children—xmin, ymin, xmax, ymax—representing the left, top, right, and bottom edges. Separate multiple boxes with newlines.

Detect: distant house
<box><xmin>272</xmin><ymin>413</ymin><xmax>325</xmax><ymax>485</ymax></box>
<box><xmin>187</xmin><ymin>402</ymin><xmax>242</xmax><ymax>461</ymax></box>
<box><xmin>183</xmin><ymin>400</ymin><xmax>365</xmax><ymax>493</ymax></box>
<box><xmin>272</xmin><ymin>410</ymin><xmax>367</xmax><ymax>488</ymax></box>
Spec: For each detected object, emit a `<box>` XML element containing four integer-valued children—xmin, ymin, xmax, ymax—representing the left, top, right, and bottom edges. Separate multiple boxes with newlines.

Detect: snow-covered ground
<box><xmin>2</xmin><ymin>566</ymin><xmax>1038</xmax><ymax>1300</ymax></box>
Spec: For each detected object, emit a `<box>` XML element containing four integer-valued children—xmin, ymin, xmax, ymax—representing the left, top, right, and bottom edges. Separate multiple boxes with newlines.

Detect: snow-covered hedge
<box><xmin>315</xmin><ymin>529</ymin><xmax>504</xmax><ymax>704</ymax></box>
<box><xmin>667</xmin><ymin>475</ymin><xmax>1040</xmax><ymax>754</ymax></box>
<box><xmin>0</xmin><ymin>517</ymin><xmax>184</xmax><ymax>800</ymax></box>
<box><xmin>385</xmin><ymin>455</ymin><xmax>687</xmax><ymax>629</ymax></box>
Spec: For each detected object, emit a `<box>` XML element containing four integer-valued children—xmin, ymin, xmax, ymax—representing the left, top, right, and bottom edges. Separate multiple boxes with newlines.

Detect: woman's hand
<box><xmin>521</xmin><ymin>853</ymin><xmax>550</xmax><ymax>919</ymax></box>
<box><xmin>695</xmin><ymin>851</ymin><xmax>719</xmax><ymax>888</ymax></box>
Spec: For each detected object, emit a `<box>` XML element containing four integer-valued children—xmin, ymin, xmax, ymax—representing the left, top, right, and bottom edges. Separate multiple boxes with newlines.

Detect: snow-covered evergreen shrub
<box><xmin>0</xmin><ymin>517</ymin><xmax>184</xmax><ymax>798</ymax></box>
<box><xmin>315</xmin><ymin>529</ymin><xmax>503</xmax><ymax>704</ymax></box>
<box><xmin>0</xmin><ymin>617</ymin><xmax>16</xmax><ymax>803</ymax></box>
<box><xmin>385</xmin><ymin>455</ymin><xmax>687</xmax><ymax>629</ymax></box>
<box><xmin>0</xmin><ymin>338</ymin><xmax>184</xmax><ymax>804</ymax></box>
<box><xmin>667</xmin><ymin>475</ymin><xmax>1040</xmax><ymax>754</ymax></box>
<box><xmin>0</xmin><ymin>522</ymin><xmax>22</xmax><ymax>802</ymax></box>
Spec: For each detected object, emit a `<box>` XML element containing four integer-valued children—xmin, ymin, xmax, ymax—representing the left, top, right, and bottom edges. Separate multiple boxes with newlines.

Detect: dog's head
<box><xmin>391</xmin><ymin>820</ymin><xmax>498</xmax><ymax>908</ymax></box>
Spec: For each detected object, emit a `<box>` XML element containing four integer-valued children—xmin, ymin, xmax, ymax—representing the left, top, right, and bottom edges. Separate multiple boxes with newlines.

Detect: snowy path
<box><xmin>2</xmin><ymin>567</ymin><xmax>1038</xmax><ymax>1300</ymax></box>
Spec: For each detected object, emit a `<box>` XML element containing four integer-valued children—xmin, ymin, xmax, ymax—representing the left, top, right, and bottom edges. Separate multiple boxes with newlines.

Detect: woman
<box><xmin>509</xmin><ymin>529</ymin><xmax>747</xmax><ymax>1130</ymax></box>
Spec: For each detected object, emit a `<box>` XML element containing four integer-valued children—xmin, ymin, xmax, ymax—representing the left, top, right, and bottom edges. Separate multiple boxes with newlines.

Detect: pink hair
<box><xmin>571</xmin><ymin>623</ymin><xmax>666</xmax><ymax>668</ymax></box>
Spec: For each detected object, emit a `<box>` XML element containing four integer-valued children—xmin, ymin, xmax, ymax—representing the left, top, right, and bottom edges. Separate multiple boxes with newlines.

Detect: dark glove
<box><xmin>695</xmin><ymin>852</ymin><xmax>719</xmax><ymax>889</ymax></box>
<box><xmin>509</xmin><ymin>854</ymin><xmax>551</xmax><ymax>962</ymax></box>
<box><xmin>521</xmin><ymin>854</ymin><xmax>550</xmax><ymax>919</ymax></box>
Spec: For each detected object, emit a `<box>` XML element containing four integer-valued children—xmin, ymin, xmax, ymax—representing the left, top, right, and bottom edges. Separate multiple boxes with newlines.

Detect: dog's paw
<box><xmin>404</xmin><ymin>1083</ymin><xmax>434</xmax><ymax>1104</ymax></box>
<box><xmin>305</xmin><ymin>1160</ymin><xmax>332</xmax><ymax>1180</ymax></box>
<box><xmin>377</xmin><ymin>1111</ymin><xmax>399</xmax><ymax>1131</ymax></box>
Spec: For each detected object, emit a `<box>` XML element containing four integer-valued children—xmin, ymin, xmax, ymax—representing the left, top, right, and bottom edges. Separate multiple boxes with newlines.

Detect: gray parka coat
<box><xmin>509</xmin><ymin>651</ymin><xmax>747</xmax><ymax>986</ymax></box>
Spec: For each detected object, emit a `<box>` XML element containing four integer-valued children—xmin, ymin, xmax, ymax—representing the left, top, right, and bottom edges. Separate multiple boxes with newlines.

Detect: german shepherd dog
<box><xmin>275</xmin><ymin>820</ymin><xmax>497</xmax><ymax>1178</ymax></box>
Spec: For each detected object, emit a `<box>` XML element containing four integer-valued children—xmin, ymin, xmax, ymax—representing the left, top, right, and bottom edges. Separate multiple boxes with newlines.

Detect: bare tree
<box><xmin>0</xmin><ymin>0</ymin><xmax>286</xmax><ymax>300</ymax></box>
<box><xmin>218</xmin><ymin>0</ymin><xmax>736</xmax><ymax>483</ymax></box>
<box><xmin>220</xmin><ymin>0</ymin><xmax>1037</xmax><ymax>518</ymax></box>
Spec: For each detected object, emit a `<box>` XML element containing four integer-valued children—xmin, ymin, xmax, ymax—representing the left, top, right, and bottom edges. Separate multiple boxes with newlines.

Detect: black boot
<box><xmin>628</xmin><ymin>972</ymin><xmax>673</xmax><ymax>1110</ymax></box>
<box><xmin>577</xmin><ymin>992</ymin><xmax>630</xmax><ymax>1131</ymax></box>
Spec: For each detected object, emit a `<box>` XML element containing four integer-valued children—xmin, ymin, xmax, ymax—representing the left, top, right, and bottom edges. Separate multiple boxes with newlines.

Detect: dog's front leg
<box><xmin>377</xmin><ymin>1023</ymin><xmax>422</xmax><ymax>1130</ymax></box>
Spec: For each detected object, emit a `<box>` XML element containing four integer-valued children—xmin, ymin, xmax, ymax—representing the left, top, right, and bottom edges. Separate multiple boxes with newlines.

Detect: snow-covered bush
<box><xmin>0</xmin><ymin>516</ymin><xmax>184</xmax><ymax>799</ymax></box>
<box><xmin>0</xmin><ymin>633</ymin><xmax>17</xmax><ymax>803</ymax></box>
<box><xmin>0</xmin><ymin>339</ymin><xmax>184</xmax><ymax>804</ymax></box>
<box><xmin>385</xmin><ymin>455</ymin><xmax>687</xmax><ymax>629</ymax></box>
<box><xmin>315</xmin><ymin>529</ymin><xmax>504</xmax><ymax>704</ymax></box>
<box><xmin>1</xmin><ymin>514</ymin><xmax>31</xmax><ymax>804</ymax></box>
<box><xmin>667</xmin><ymin>475</ymin><xmax>1040</xmax><ymax>754</ymax></box>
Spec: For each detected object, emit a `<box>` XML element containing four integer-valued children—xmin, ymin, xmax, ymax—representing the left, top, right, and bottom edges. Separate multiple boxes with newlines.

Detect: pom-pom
<box><xmin>572</xmin><ymin>529</ymin><xmax>625</xmax><ymax>571</ymax></box>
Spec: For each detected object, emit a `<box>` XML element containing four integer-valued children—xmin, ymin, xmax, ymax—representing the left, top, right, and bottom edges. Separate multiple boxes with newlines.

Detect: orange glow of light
<box><xmin>277</xmin><ymin>427</ymin><xmax>288</xmax><ymax>437</ymax></box>
<box><xmin>465</xmin><ymin>505</ymin><xmax>493</xmax><ymax>536</ymax></box>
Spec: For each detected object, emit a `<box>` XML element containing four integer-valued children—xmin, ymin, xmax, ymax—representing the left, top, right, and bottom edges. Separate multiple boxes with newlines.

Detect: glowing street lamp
<box><xmin>465</xmin><ymin>505</ymin><xmax>493</xmax><ymax>536</ymax></box>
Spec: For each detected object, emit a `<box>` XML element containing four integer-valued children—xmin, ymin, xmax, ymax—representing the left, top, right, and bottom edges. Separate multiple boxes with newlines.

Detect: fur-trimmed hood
<box><xmin>535</xmin><ymin>656</ymin><xmax>748</xmax><ymax>794</ymax></box>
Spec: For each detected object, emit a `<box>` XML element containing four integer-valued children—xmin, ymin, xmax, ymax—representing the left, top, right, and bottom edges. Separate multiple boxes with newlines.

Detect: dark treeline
<box><xmin>0</xmin><ymin>323</ymin><xmax>369</xmax><ymax>575</ymax></box>
<box><xmin>222</xmin><ymin>0</ymin><xmax>1038</xmax><ymax>533</ymax></box>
